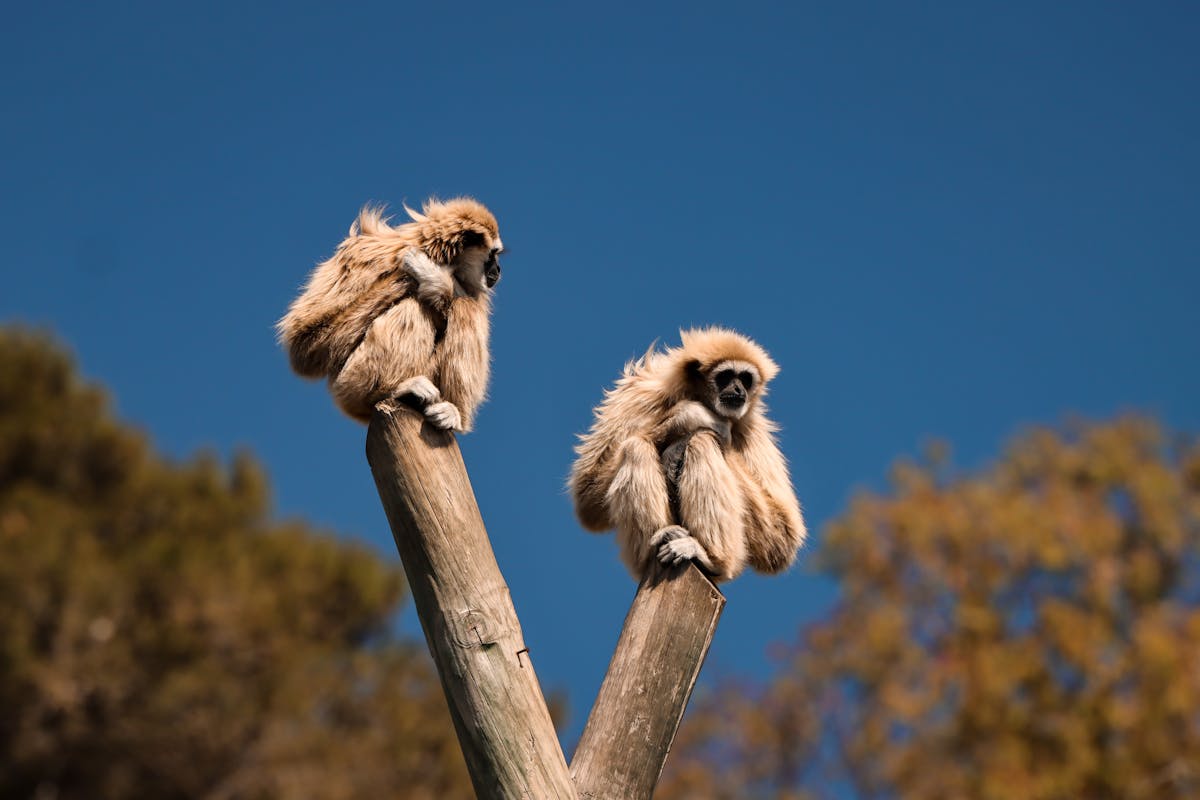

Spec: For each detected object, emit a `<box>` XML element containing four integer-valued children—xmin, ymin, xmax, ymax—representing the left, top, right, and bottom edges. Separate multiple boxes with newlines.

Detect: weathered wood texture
<box><xmin>571</xmin><ymin>562</ymin><xmax>725</xmax><ymax>800</ymax></box>
<box><xmin>366</xmin><ymin>405</ymin><xmax>577</xmax><ymax>800</ymax></box>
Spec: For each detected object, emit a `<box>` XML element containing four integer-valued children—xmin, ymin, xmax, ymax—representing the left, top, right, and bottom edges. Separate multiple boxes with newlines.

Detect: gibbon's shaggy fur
<box><xmin>277</xmin><ymin>197</ymin><xmax>502</xmax><ymax>431</ymax></box>
<box><xmin>569</xmin><ymin>328</ymin><xmax>805</xmax><ymax>581</ymax></box>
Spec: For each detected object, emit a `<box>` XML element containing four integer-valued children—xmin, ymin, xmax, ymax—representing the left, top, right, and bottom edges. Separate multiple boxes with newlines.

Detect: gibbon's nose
<box><xmin>485</xmin><ymin>261</ymin><xmax>501</xmax><ymax>288</ymax></box>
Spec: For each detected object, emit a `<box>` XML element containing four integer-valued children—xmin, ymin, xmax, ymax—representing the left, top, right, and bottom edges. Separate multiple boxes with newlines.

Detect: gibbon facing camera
<box><xmin>569</xmin><ymin>328</ymin><xmax>806</xmax><ymax>581</ymax></box>
<box><xmin>278</xmin><ymin>198</ymin><xmax>502</xmax><ymax>431</ymax></box>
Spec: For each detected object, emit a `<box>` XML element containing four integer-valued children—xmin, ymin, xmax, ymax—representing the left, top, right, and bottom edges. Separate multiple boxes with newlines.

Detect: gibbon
<box><xmin>277</xmin><ymin>197</ymin><xmax>502</xmax><ymax>431</ymax></box>
<box><xmin>569</xmin><ymin>328</ymin><xmax>805</xmax><ymax>582</ymax></box>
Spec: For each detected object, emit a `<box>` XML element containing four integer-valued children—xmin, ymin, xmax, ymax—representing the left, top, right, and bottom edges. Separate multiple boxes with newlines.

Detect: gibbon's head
<box><xmin>677</xmin><ymin>328</ymin><xmax>779</xmax><ymax>420</ymax></box>
<box><xmin>404</xmin><ymin>197</ymin><xmax>503</xmax><ymax>293</ymax></box>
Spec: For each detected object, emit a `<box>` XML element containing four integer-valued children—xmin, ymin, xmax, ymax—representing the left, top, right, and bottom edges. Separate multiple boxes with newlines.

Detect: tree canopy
<box><xmin>660</xmin><ymin>417</ymin><xmax>1200</xmax><ymax>800</ymax></box>
<box><xmin>0</xmin><ymin>328</ymin><xmax>473</xmax><ymax>799</ymax></box>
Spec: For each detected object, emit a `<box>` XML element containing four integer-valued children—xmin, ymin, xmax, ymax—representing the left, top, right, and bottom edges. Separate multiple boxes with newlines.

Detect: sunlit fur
<box><xmin>569</xmin><ymin>328</ymin><xmax>806</xmax><ymax>581</ymax></box>
<box><xmin>277</xmin><ymin>197</ymin><xmax>501</xmax><ymax>431</ymax></box>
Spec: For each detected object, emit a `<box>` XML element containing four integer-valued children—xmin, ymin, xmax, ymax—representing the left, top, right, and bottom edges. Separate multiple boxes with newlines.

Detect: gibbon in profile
<box><xmin>277</xmin><ymin>198</ymin><xmax>502</xmax><ymax>431</ymax></box>
<box><xmin>569</xmin><ymin>328</ymin><xmax>805</xmax><ymax>582</ymax></box>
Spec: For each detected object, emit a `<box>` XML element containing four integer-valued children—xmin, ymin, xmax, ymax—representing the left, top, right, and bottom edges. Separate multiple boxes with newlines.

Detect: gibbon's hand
<box><xmin>401</xmin><ymin>248</ymin><xmax>454</xmax><ymax>310</ymax></box>
<box><xmin>395</xmin><ymin>375</ymin><xmax>441</xmax><ymax>408</ymax></box>
<box><xmin>650</xmin><ymin>525</ymin><xmax>690</xmax><ymax>547</ymax></box>
<box><xmin>425</xmin><ymin>401</ymin><xmax>463</xmax><ymax>432</ymax></box>
<box><xmin>664</xmin><ymin>400</ymin><xmax>732</xmax><ymax>447</ymax></box>
<box><xmin>651</xmin><ymin>526</ymin><xmax>716</xmax><ymax>571</ymax></box>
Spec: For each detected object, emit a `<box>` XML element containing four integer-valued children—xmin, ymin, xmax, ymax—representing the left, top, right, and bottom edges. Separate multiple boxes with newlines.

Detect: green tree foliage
<box><xmin>660</xmin><ymin>417</ymin><xmax>1200</xmax><ymax>800</ymax></box>
<box><xmin>0</xmin><ymin>328</ymin><xmax>473</xmax><ymax>799</ymax></box>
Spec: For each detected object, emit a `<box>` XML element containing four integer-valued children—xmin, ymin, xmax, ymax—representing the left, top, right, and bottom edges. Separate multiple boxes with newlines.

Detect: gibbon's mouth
<box><xmin>719</xmin><ymin>395</ymin><xmax>746</xmax><ymax>413</ymax></box>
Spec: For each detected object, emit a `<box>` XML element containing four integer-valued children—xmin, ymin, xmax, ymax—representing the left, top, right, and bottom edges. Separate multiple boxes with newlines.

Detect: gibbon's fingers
<box><xmin>657</xmin><ymin>535</ymin><xmax>715</xmax><ymax>571</ymax></box>
<box><xmin>395</xmin><ymin>375</ymin><xmax>441</xmax><ymax>408</ymax></box>
<box><xmin>650</xmin><ymin>525</ymin><xmax>690</xmax><ymax>547</ymax></box>
<box><xmin>425</xmin><ymin>401</ymin><xmax>463</xmax><ymax>431</ymax></box>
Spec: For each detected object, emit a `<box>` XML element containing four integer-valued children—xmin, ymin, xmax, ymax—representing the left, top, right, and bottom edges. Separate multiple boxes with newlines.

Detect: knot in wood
<box><xmin>448</xmin><ymin>607</ymin><xmax>502</xmax><ymax>648</ymax></box>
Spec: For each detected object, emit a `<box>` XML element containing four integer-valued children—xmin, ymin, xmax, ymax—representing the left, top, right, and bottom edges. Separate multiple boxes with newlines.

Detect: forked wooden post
<box><xmin>571</xmin><ymin>562</ymin><xmax>725</xmax><ymax>799</ymax></box>
<box><xmin>365</xmin><ymin>405</ymin><xmax>576</xmax><ymax>800</ymax></box>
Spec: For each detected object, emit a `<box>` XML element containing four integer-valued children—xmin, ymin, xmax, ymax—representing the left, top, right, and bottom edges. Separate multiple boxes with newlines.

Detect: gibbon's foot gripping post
<box><xmin>365</xmin><ymin>404</ymin><xmax>576</xmax><ymax>800</ymax></box>
<box><xmin>570</xmin><ymin>561</ymin><xmax>725</xmax><ymax>800</ymax></box>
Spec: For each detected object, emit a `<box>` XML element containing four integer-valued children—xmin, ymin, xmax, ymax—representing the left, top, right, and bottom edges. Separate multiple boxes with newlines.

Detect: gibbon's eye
<box><xmin>739</xmin><ymin>371</ymin><xmax>755</xmax><ymax>390</ymax></box>
<box><xmin>714</xmin><ymin>369</ymin><xmax>735</xmax><ymax>389</ymax></box>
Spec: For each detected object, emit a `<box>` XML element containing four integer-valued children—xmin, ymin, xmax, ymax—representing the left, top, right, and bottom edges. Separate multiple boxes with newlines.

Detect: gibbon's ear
<box><xmin>460</xmin><ymin>230</ymin><xmax>485</xmax><ymax>249</ymax></box>
<box><xmin>685</xmin><ymin>359</ymin><xmax>705</xmax><ymax>382</ymax></box>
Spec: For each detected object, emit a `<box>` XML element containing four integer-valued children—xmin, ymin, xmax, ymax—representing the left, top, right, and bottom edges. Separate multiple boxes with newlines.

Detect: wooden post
<box><xmin>571</xmin><ymin>562</ymin><xmax>725</xmax><ymax>799</ymax></box>
<box><xmin>366</xmin><ymin>405</ymin><xmax>577</xmax><ymax>800</ymax></box>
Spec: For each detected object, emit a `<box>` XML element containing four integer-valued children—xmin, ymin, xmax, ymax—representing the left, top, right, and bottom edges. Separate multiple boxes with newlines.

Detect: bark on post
<box><xmin>570</xmin><ymin>562</ymin><xmax>725</xmax><ymax>799</ymax></box>
<box><xmin>365</xmin><ymin>404</ymin><xmax>577</xmax><ymax>800</ymax></box>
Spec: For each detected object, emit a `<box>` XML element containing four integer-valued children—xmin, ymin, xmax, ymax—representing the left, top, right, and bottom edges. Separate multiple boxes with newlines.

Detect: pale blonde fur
<box><xmin>569</xmin><ymin>328</ymin><xmax>805</xmax><ymax>581</ymax></box>
<box><xmin>277</xmin><ymin>197</ymin><xmax>501</xmax><ymax>430</ymax></box>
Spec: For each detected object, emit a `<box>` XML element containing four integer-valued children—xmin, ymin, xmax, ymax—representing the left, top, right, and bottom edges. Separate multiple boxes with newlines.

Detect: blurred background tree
<box><xmin>0</xmin><ymin>328</ymin><xmax>473</xmax><ymax>799</ymax></box>
<box><xmin>661</xmin><ymin>417</ymin><xmax>1200</xmax><ymax>800</ymax></box>
<box><xmin>6</xmin><ymin>323</ymin><xmax>1197</xmax><ymax>800</ymax></box>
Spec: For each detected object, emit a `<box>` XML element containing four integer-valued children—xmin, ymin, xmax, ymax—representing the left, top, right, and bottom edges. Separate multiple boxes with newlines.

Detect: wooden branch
<box><xmin>570</xmin><ymin>562</ymin><xmax>725</xmax><ymax>799</ymax></box>
<box><xmin>366</xmin><ymin>405</ymin><xmax>577</xmax><ymax>800</ymax></box>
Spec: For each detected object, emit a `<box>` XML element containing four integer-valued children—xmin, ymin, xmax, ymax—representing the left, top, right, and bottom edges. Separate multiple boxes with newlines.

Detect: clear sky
<box><xmin>3</xmin><ymin>2</ymin><xmax>1197</xmax><ymax>746</ymax></box>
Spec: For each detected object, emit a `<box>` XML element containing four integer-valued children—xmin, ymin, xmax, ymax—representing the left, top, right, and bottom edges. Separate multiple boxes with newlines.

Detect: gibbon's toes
<box><xmin>650</xmin><ymin>525</ymin><xmax>690</xmax><ymax>547</ymax></box>
<box><xmin>657</xmin><ymin>534</ymin><xmax>708</xmax><ymax>566</ymax></box>
<box><xmin>396</xmin><ymin>376</ymin><xmax>441</xmax><ymax>407</ymax></box>
<box><xmin>425</xmin><ymin>401</ymin><xmax>463</xmax><ymax>432</ymax></box>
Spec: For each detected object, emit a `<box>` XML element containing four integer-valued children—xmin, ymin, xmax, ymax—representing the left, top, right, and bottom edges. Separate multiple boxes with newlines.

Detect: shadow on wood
<box><xmin>366</xmin><ymin>404</ymin><xmax>577</xmax><ymax>800</ymax></box>
<box><xmin>571</xmin><ymin>561</ymin><xmax>725</xmax><ymax>799</ymax></box>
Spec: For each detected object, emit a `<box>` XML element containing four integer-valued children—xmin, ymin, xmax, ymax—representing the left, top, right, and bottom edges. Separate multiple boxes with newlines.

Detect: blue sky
<box><xmin>3</xmin><ymin>2</ymin><xmax>1197</xmax><ymax>746</ymax></box>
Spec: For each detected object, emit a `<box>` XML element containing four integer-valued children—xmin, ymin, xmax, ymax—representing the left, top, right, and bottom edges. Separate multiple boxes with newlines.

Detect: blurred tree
<box><xmin>0</xmin><ymin>328</ymin><xmax>473</xmax><ymax>799</ymax></box>
<box><xmin>660</xmin><ymin>417</ymin><xmax>1200</xmax><ymax>800</ymax></box>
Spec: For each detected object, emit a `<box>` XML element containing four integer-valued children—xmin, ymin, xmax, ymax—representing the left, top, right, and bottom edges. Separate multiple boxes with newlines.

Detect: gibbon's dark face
<box><xmin>453</xmin><ymin>230</ymin><xmax>504</xmax><ymax>293</ymax></box>
<box><xmin>710</xmin><ymin>360</ymin><xmax>760</xmax><ymax>419</ymax></box>
<box><xmin>484</xmin><ymin>247</ymin><xmax>502</xmax><ymax>288</ymax></box>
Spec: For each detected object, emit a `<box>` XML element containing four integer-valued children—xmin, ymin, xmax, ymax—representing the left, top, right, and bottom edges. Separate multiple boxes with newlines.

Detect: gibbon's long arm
<box><xmin>279</xmin><ymin>218</ymin><xmax>427</xmax><ymax>379</ymax></box>
<box><xmin>605</xmin><ymin>436</ymin><xmax>674</xmax><ymax>575</ymax></box>
<box><xmin>330</xmin><ymin>297</ymin><xmax>439</xmax><ymax>423</ymax></box>
<box><xmin>280</xmin><ymin>265</ymin><xmax>405</xmax><ymax>379</ymax></box>
<box><xmin>672</xmin><ymin>430</ymin><xmax>748</xmax><ymax>580</ymax></box>
<box><xmin>732</xmin><ymin>420</ymin><xmax>807</xmax><ymax>574</ymax></box>
<box><xmin>434</xmin><ymin>295</ymin><xmax>491</xmax><ymax>432</ymax></box>
<box><xmin>570</xmin><ymin>412</ymin><xmax>644</xmax><ymax>534</ymax></box>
